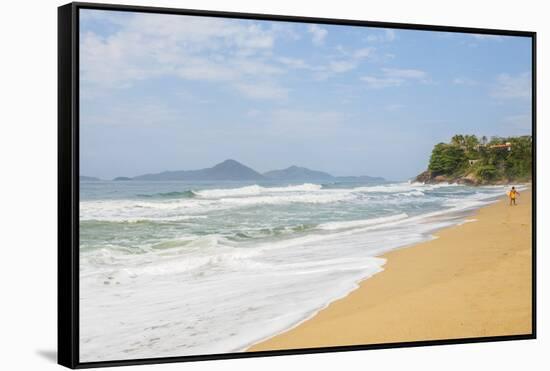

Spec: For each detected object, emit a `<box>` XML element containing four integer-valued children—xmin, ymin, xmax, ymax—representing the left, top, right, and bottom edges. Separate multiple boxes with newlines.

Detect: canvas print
<box><xmin>78</xmin><ymin>9</ymin><xmax>533</xmax><ymax>363</ymax></box>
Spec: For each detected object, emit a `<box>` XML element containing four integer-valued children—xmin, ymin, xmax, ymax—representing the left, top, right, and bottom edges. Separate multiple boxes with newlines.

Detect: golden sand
<box><xmin>249</xmin><ymin>191</ymin><xmax>532</xmax><ymax>351</ymax></box>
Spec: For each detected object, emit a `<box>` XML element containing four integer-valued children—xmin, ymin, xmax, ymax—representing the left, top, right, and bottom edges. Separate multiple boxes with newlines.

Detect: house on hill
<box><xmin>489</xmin><ymin>142</ymin><xmax>512</xmax><ymax>151</ymax></box>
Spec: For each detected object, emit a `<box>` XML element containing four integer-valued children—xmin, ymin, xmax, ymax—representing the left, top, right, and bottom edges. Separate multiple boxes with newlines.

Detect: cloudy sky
<box><xmin>80</xmin><ymin>9</ymin><xmax>532</xmax><ymax>180</ymax></box>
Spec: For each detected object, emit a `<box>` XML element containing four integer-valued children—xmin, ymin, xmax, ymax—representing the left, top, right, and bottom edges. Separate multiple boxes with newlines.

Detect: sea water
<box><xmin>79</xmin><ymin>180</ymin><xmax>517</xmax><ymax>361</ymax></box>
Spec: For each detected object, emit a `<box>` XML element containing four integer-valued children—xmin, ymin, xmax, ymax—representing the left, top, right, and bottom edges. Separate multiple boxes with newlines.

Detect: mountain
<box><xmin>113</xmin><ymin>176</ymin><xmax>133</xmax><ymax>181</ymax></box>
<box><xmin>133</xmin><ymin>159</ymin><xmax>265</xmax><ymax>181</ymax></box>
<box><xmin>263</xmin><ymin>166</ymin><xmax>385</xmax><ymax>183</ymax></box>
<box><xmin>263</xmin><ymin>166</ymin><xmax>333</xmax><ymax>181</ymax></box>
<box><xmin>126</xmin><ymin>160</ymin><xmax>385</xmax><ymax>182</ymax></box>
<box><xmin>80</xmin><ymin>175</ymin><xmax>100</xmax><ymax>181</ymax></box>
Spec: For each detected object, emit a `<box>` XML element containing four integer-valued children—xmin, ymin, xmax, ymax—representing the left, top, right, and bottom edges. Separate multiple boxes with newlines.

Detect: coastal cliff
<box><xmin>415</xmin><ymin>134</ymin><xmax>532</xmax><ymax>185</ymax></box>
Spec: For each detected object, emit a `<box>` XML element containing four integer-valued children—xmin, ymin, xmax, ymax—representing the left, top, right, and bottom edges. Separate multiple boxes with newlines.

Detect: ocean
<box><xmin>79</xmin><ymin>179</ymin><xmax>514</xmax><ymax>361</ymax></box>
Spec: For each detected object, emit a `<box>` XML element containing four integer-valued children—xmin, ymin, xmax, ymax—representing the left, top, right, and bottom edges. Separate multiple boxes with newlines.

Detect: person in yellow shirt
<box><xmin>508</xmin><ymin>186</ymin><xmax>520</xmax><ymax>206</ymax></box>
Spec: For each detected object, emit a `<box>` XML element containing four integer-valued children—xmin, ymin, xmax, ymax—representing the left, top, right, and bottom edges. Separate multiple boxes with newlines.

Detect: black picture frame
<box><xmin>58</xmin><ymin>2</ymin><xmax>537</xmax><ymax>368</ymax></box>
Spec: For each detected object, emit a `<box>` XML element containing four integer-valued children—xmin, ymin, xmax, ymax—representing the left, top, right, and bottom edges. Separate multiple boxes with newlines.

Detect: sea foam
<box><xmin>79</xmin><ymin>181</ymin><xmax>513</xmax><ymax>361</ymax></box>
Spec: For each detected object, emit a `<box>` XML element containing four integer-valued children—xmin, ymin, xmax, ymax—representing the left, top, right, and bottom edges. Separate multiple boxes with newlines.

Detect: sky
<box><xmin>79</xmin><ymin>9</ymin><xmax>532</xmax><ymax>180</ymax></box>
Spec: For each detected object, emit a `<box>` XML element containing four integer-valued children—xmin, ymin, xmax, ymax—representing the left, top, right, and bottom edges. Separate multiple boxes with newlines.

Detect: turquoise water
<box><xmin>79</xmin><ymin>180</ymin><xmax>511</xmax><ymax>361</ymax></box>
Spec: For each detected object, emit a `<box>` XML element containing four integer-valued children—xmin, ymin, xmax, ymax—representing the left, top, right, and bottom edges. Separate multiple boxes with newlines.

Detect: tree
<box><xmin>450</xmin><ymin>135</ymin><xmax>465</xmax><ymax>147</ymax></box>
<box><xmin>504</xmin><ymin>136</ymin><xmax>532</xmax><ymax>179</ymax></box>
<box><xmin>428</xmin><ymin>143</ymin><xmax>467</xmax><ymax>175</ymax></box>
<box><xmin>425</xmin><ymin>134</ymin><xmax>531</xmax><ymax>182</ymax></box>
<box><xmin>476</xmin><ymin>164</ymin><xmax>498</xmax><ymax>181</ymax></box>
<box><xmin>463</xmin><ymin>135</ymin><xmax>480</xmax><ymax>152</ymax></box>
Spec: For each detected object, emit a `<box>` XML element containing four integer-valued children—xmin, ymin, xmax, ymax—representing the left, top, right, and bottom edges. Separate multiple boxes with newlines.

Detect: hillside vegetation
<box><xmin>416</xmin><ymin>134</ymin><xmax>532</xmax><ymax>185</ymax></box>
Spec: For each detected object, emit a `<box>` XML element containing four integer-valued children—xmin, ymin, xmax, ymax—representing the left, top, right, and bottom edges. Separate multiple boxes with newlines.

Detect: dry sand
<box><xmin>249</xmin><ymin>191</ymin><xmax>532</xmax><ymax>351</ymax></box>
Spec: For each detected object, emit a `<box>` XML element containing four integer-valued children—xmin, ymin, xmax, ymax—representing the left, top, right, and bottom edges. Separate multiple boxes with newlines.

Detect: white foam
<box><xmin>79</xmin><ymin>200</ymin><xmax>454</xmax><ymax>361</ymax></box>
<box><xmin>79</xmin><ymin>182</ymin><xmax>444</xmax><ymax>222</ymax></box>
<box><xmin>80</xmin><ymin>189</ymin><xmax>355</xmax><ymax>222</ymax></box>
<box><xmin>351</xmin><ymin>182</ymin><xmax>454</xmax><ymax>194</ymax></box>
<box><xmin>195</xmin><ymin>183</ymin><xmax>323</xmax><ymax>198</ymax></box>
<box><xmin>78</xmin><ymin>181</ymin><xmax>515</xmax><ymax>361</ymax></box>
<box><xmin>317</xmin><ymin>213</ymin><xmax>409</xmax><ymax>231</ymax></box>
<box><xmin>457</xmin><ymin>218</ymin><xmax>478</xmax><ymax>225</ymax></box>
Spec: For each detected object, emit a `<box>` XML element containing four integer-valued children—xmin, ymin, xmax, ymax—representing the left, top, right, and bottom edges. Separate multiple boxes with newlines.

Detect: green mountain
<box><xmin>263</xmin><ymin>166</ymin><xmax>385</xmax><ymax>183</ymax></box>
<box><xmin>263</xmin><ymin>166</ymin><xmax>333</xmax><ymax>181</ymax></box>
<box><xmin>125</xmin><ymin>160</ymin><xmax>385</xmax><ymax>182</ymax></box>
<box><xmin>133</xmin><ymin>159</ymin><xmax>265</xmax><ymax>181</ymax></box>
<box><xmin>415</xmin><ymin>134</ymin><xmax>532</xmax><ymax>185</ymax></box>
<box><xmin>80</xmin><ymin>175</ymin><xmax>100</xmax><ymax>181</ymax></box>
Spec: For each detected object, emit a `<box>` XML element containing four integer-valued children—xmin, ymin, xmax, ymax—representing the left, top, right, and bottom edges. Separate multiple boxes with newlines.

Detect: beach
<box><xmin>79</xmin><ymin>180</ymin><xmax>530</xmax><ymax>361</ymax></box>
<box><xmin>249</xmin><ymin>190</ymin><xmax>532</xmax><ymax>351</ymax></box>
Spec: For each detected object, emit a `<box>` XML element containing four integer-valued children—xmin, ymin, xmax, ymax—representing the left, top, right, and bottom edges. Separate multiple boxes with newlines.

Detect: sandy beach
<box><xmin>249</xmin><ymin>190</ymin><xmax>532</xmax><ymax>352</ymax></box>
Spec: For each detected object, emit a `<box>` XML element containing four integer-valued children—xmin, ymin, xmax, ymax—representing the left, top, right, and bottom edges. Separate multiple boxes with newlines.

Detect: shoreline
<box><xmin>248</xmin><ymin>190</ymin><xmax>532</xmax><ymax>352</ymax></box>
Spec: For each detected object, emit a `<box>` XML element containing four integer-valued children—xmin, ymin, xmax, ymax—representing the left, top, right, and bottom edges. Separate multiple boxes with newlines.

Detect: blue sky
<box><xmin>80</xmin><ymin>9</ymin><xmax>532</xmax><ymax>180</ymax></box>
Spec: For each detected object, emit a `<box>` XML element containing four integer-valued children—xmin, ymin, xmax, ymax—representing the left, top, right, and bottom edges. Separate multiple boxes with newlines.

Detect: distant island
<box><xmin>133</xmin><ymin>160</ymin><xmax>264</xmax><ymax>181</ymax></box>
<box><xmin>80</xmin><ymin>176</ymin><xmax>101</xmax><ymax>181</ymax></box>
<box><xmin>415</xmin><ymin>135</ymin><xmax>532</xmax><ymax>185</ymax></box>
<box><xmin>263</xmin><ymin>165</ymin><xmax>333</xmax><ymax>181</ymax></box>
<box><xmin>263</xmin><ymin>165</ymin><xmax>384</xmax><ymax>182</ymax></box>
<box><xmin>99</xmin><ymin>159</ymin><xmax>385</xmax><ymax>182</ymax></box>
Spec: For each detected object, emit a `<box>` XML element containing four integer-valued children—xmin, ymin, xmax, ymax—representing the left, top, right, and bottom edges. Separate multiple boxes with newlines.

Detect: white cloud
<box><xmin>367</xmin><ymin>29</ymin><xmax>397</xmax><ymax>43</ymax></box>
<box><xmin>470</xmin><ymin>34</ymin><xmax>504</xmax><ymax>41</ymax></box>
<box><xmin>453</xmin><ymin>77</ymin><xmax>477</xmax><ymax>86</ymax></box>
<box><xmin>361</xmin><ymin>67</ymin><xmax>429</xmax><ymax>88</ymax></box>
<box><xmin>234</xmin><ymin>82</ymin><xmax>288</xmax><ymax>100</ymax></box>
<box><xmin>382</xmin><ymin>68</ymin><xmax>427</xmax><ymax>80</ymax></box>
<box><xmin>277</xmin><ymin>57</ymin><xmax>310</xmax><ymax>69</ymax></box>
<box><xmin>385</xmin><ymin>29</ymin><xmax>397</xmax><ymax>41</ymax></box>
<box><xmin>328</xmin><ymin>60</ymin><xmax>357</xmax><ymax>73</ymax></box>
<box><xmin>312</xmin><ymin>46</ymin><xmax>373</xmax><ymax>79</ymax></box>
<box><xmin>269</xmin><ymin>22</ymin><xmax>301</xmax><ymax>41</ymax></box>
<box><xmin>353</xmin><ymin>48</ymin><xmax>372</xmax><ymax>59</ymax></box>
<box><xmin>491</xmin><ymin>72</ymin><xmax>532</xmax><ymax>100</ymax></box>
<box><xmin>80</xmin><ymin>11</ymin><xmax>286</xmax><ymax>100</ymax></box>
<box><xmin>360</xmin><ymin>76</ymin><xmax>403</xmax><ymax>88</ymax></box>
<box><xmin>274</xmin><ymin>46</ymin><xmax>373</xmax><ymax>81</ymax></box>
<box><xmin>81</xmin><ymin>11</ymin><xmax>377</xmax><ymax>100</ymax></box>
<box><xmin>307</xmin><ymin>24</ymin><xmax>328</xmax><ymax>45</ymax></box>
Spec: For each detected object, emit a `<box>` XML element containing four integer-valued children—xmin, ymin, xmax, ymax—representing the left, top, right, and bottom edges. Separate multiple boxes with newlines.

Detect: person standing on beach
<box><xmin>509</xmin><ymin>186</ymin><xmax>520</xmax><ymax>206</ymax></box>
